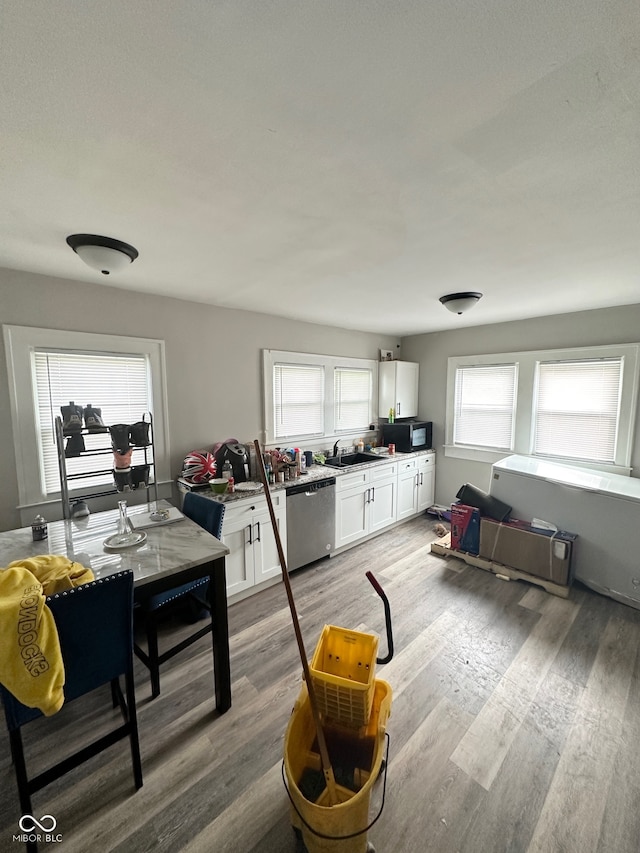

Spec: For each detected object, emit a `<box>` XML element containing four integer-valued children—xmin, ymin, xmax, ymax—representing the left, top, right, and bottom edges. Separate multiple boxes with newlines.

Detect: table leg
<box><xmin>210</xmin><ymin>557</ymin><xmax>231</xmax><ymax>712</ymax></box>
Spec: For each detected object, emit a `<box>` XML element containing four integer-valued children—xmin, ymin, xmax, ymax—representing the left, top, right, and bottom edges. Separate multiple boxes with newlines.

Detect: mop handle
<box><xmin>252</xmin><ymin>440</ymin><xmax>339</xmax><ymax>804</ymax></box>
<box><xmin>366</xmin><ymin>571</ymin><xmax>394</xmax><ymax>664</ymax></box>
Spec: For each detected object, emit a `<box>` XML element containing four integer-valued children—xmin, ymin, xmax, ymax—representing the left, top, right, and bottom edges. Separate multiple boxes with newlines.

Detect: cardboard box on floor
<box><xmin>479</xmin><ymin>518</ymin><xmax>577</xmax><ymax>586</ymax></box>
<box><xmin>450</xmin><ymin>503</ymin><xmax>481</xmax><ymax>555</ymax></box>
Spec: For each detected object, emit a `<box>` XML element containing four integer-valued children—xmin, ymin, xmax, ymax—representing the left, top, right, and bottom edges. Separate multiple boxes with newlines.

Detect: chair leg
<box><xmin>124</xmin><ymin>668</ymin><xmax>143</xmax><ymax>790</ymax></box>
<box><xmin>9</xmin><ymin>728</ymin><xmax>38</xmax><ymax>852</ymax></box>
<box><xmin>145</xmin><ymin>612</ymin><xmax>161</xmax><ymax>699</ymax></box>
<box><xmin>110</xmin><ymin>678</ymin><xmax>119</xmax><ymax>709</ymax></box>
<box><xmin>111</xmin><ymin>678</ymin><xmax>126</xmax><ymax>715</ymax></box>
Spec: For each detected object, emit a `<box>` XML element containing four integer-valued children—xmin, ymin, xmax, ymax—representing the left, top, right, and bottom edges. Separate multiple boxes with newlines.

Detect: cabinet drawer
<box><xmin>417</xmin><ymin>455</ymin><xmax>435</xmax><ymax>471</ymax></box>
<box><xmin>397</xmin><ymin>458</ymin><xmax>417</xmax><ymax>473</ymax></box>
<box><xmin>336</xmin><ymin>470</ymin><xmax>370</xmax><ymax>492</ymax></box>
<box><xmin>223</xmin><ymin>494</ymin><xmax>268</xmax><ymax>526</ymax></box>
<box><xmin>371</xmin><ymin>461</ymin><xmax>397</xmax><ymax>482</ymax></box>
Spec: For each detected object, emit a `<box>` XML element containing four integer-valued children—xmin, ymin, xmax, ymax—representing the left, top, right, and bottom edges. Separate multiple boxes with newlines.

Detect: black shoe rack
<box><xmin>55</xmin><ymin>412</ymin><xmax>158</xmax><ymax>519</ymax></box>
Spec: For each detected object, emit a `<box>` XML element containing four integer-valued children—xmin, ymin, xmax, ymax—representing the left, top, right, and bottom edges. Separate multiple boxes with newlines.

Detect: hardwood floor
<box><xmin>2</xmin><ymin>514</ymin><xmax>640</xmax><ymax>852</ymax></box>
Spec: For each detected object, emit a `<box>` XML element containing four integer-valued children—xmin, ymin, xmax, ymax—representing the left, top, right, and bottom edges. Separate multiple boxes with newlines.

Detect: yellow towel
<box><xmin>0</xmin><ymin>556</ymin><xmax>94</xmax><ymax>716</ymax></box>
<box><xmin>8</xmin><ymin>554</ymin><xmax>94</xmax><ymax>597</ymax></box>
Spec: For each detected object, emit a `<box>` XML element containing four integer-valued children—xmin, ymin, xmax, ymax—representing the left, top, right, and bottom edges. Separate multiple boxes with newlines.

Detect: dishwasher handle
<box><xmin>365</xmin><ymin>571</ymin><xmax>394</xmax><ymax>664</ymax></box>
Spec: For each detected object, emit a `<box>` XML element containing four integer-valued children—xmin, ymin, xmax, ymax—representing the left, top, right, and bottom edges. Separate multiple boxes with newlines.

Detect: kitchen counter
<box><xmin>178</xmin><ymin>448</ymin><xmax>435</xmax><ymax>505</ymax></box>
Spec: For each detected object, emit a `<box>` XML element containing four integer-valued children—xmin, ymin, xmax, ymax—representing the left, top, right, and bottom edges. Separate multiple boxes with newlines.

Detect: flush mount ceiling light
<box><xmin>439</xmin><ymin>291</ymin><xmax>483</xmax><ymax>315</ymax></box>
<box><xmin>66</xmin><ymin>234</ymin><xmax>139</xmax><ymax>275</ymax></box>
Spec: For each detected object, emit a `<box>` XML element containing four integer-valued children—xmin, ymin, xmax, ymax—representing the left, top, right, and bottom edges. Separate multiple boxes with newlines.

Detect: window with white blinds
<box><xmin>4</xmin><ymin>325</ymin><xmax>169</xmax><ymax>516</ymax></box>
<box><xmin>533</xmin><ymin>359</ymin><xmax>623</xmax><ymax>463</ymax></box>
<box><xmin>446</xmin><ymin>343</ymin><xmax>639</xmax><ymax>473</ymax></box>
<box><xmin>264</xmin><ymin>349</ymin><xmax>377</xmax><ymax>444</ymax></box>
<box><xmin>334</xmin><ymin>367</ymin><xmax>372</xmax><ymax>432</ymax></box>
<box><xmin>273</xmin><ymin>362</ymin><xmax>325</xmax><ymax>439</ymax></box>
<box><xmin>34</xmin><ymin>350</ymin><xmax>153</xmax><ymax>495</ymax></box>
<box><xmin>453</xmin><ymin>364</ymin><xmax>517</xmax><ymax>450</ymax></box>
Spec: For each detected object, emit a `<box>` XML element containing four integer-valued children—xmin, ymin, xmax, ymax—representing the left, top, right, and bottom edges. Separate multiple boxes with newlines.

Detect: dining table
<box><xmin>0</xmin><ymin>499</ymin><xmax>232</xmax><ymax>712</ymax></box>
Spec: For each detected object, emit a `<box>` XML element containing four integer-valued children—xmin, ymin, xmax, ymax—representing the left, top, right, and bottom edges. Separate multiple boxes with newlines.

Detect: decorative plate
<box><xmin>103</xmin><ymin>530</ymin><xmax>148</xmax><ymax>550</ymax></box>
<box><xmin>233</xmin><ymin>482</ymin><xmax>264</xmax><ymax>493</ymax></box>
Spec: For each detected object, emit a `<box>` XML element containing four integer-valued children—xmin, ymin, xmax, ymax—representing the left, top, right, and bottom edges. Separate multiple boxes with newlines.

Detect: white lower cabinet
<box><xmin>221</xmin><ymin>493</ymin><xmax>286</xmax><ymax>598</ymax></box>
<box><xmin>368</xmin><ymin>460</ymin><xmax>398</xmax><ymax>533</ymax></box>
<box><xmin>335</xmin><ymin>461</ymin><xmax>398</xmax><ymax>549</ymax></box>
<box><xmin>397</xmin><ymin>455</ymin><xmax>435</xmax><ymax>521</ymax></box>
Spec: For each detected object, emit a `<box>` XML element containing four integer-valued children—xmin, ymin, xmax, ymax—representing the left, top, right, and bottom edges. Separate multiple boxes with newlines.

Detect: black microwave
<box><xmin>381</xmin><ymin>420</ymin><xmax>432</xmax><ymax>453</ymax></box>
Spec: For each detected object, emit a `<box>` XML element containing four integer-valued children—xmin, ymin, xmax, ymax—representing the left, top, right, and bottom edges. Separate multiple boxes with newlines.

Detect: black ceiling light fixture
<box><xmin>439</xmin><ymin>291</ymin><xmax>483</xmax><ymax>315</ymax></box>
<box><xmin>66</xmin><ymin>234</ymin><xmax>139</xmax><ymax>275</ymax></box>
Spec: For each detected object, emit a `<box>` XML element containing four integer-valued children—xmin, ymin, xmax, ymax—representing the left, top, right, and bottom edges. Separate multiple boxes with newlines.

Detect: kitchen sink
<box><xmin>324</xmin><ymin>452</ymin><xmax>385</xmax><ymax>468</ymax></box>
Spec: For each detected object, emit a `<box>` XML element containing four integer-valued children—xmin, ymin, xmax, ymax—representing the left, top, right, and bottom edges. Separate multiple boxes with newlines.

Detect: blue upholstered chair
<box><xmin>1</xmin><ymin>570</ymin><xmax>142</xmax><ymax>853</ymax></box>
<box><xmin>133</xmin><ymin>492</ymin><xmax>225</xmax><ymax>699</ymax></box>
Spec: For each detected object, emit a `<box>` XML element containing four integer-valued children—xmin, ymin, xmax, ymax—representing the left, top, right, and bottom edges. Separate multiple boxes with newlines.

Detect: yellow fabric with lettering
<box><xmin>0</xmin><ymin>556</ymin><xmax>94</xmax><ymax>715</ymax></box>
<box><xmin>7</xmin><ymin>554</ymin><xmax>94</xmax><ymax>596</ymax></box>
<box><xmin>0</xmin><ymin>566</ymin><xmax>65</xmax><ymax>716</ymax></box>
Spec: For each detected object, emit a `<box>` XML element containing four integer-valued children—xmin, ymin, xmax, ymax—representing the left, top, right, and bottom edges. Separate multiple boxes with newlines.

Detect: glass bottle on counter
<box><xmin>113</xmin><ymin>500</ymin><xmax>138</xmax><ymax>547</ymax></box>
<box><xmin>222</xmin><ymin>460</ymin><xmax>234</xmax><ymax>493</ymax></box>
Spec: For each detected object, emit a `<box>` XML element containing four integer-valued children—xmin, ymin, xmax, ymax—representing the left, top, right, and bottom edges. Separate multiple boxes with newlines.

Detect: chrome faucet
<box><xmin>333</xmin><ymin>440</ymin><xmax>340</xmax><ymax>458</ymax></box>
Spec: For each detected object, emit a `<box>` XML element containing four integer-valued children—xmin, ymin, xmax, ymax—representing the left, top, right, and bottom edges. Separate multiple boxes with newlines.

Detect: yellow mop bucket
<box><xmin>283</xmin><ymin>678</ymin><xmax>392</xmax><ymax>853</ymax></box>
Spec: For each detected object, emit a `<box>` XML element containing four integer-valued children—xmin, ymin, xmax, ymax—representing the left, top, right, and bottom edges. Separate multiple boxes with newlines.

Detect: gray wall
<box><xmin>0</xmin><ymin>267</ymin><xmax>399</xmax><ymax>531</ymax></box>
<box><xmin>402</xmin><ymin>303</ymin><xmax>640</xmax><ymax>507</ymax></box>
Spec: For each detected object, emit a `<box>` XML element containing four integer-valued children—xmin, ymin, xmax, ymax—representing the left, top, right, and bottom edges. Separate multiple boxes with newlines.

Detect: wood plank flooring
<box><xmin>2</xmin><ymin>514</ymin><xmax>640</xmax><ymax>852</ymax></box>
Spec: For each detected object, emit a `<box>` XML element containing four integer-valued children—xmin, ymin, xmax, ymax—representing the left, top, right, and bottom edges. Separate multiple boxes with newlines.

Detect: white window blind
<box><xmin>533</xmin><ymin>359</ymin><xmax>623</xmax><ymax>463</ymax></box>
<box><xmin>34</xmin><ymin>350</ymin><xmax>152</xmax><ymax>495</ymax></box>
<box><xmin>334</xmin><ymin>367</ymin><xmax>372</xmax><ymax>432</ymax></box>
<box><xmin>273</xmin><ymin>363</ymin><xmax>324</xmax><ymax>439</ymax></box>
<box><xmin>453</xmin><ymin>364</ymin><xmax>517</xmax><ymax>450</ymax></box>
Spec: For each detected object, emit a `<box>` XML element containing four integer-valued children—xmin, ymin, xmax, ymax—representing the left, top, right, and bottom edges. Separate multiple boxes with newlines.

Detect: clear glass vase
<box><xmin>113</xmin><ymin>499</ymin><xmax>137</xmax><ymax>546</ymax></box>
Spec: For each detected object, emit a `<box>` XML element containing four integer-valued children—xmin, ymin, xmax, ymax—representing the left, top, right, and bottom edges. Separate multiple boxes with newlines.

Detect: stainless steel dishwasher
<box><xmin>286</xmin><ymin>477</ymin><xmax>336</xmax><ymax>571</ymax></box>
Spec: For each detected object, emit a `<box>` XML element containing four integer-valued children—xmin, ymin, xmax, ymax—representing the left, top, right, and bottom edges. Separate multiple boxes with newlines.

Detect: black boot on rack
<box><xmin>113</xmin><ymin>468</ymin><xmax>132</xmax><ymax>492</ymax></box>
<box><xmin>130</xmin><ymin>464</ymin><xmax>150</xmax><ymax>490</ymax></box>
<box><xmin>109</xmin><ymin>424</ymin><xmax>131</xmax><ymax>453</ymax></box>
<box><xmin>129</xmin><ymin>421</ymin><xmax>150</xmax><ymax>447</ymax></box>
<box><xmin>83</xmin><ymin>404</ymin><xmax>108</xmax><ymax>433</ymax></box>
<box><xmin>64</xmin><ymin>433</ymin><xmax>85</xmax><ymax>457</ymax></box>
<box><xmin>61</xmin><ymin>401</ymin><xmax>83</xmax><ymax>435</ymax></box>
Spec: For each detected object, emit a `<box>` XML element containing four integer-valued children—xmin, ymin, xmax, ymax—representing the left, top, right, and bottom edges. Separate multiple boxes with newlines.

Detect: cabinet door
<box><xmin>368</xmin><ymin>477</ymin><xmax>397</xmax><ymax>533</ymax></box>
<box><xmin>378</xmin><ymin>361</ymin><xmax>419</xmax><ymax>419</ymax></box>
<box><xmin>221</xmin><ymin>512</ymin><xmax>254</xmax><ymax>597</ymax></box>
<box><xmin>335</xmin><ymin>486</ymin><xmax>368</xmax><ymax>548</ymax></box>
<box><xmin>395</xmin><ymin>361</ymin><xmax>419</xmax><ymax>419</ymax></box>
<box><xmin>396</xmin><ymin>468</ymin><xmax>418</xmax><ymax>520</ymax></box>
<box><xmin>416</xmin><ymin>458</ymin><xmax>435</xmax><ymax>512</ymax></box>
<box><xmin>252</xmin><ymin>504</ymin><xmax>286</xmax><ymax>584</ymax></box>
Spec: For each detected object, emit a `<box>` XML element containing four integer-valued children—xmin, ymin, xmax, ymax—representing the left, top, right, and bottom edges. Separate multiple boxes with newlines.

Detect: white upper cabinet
<box><xmin>378</xmin><ymin>361</ymin><xmax>419</xmax><ymax>419</ymax></box>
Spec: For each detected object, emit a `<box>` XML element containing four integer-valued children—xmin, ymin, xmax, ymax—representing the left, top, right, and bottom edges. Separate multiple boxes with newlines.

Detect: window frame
<box><xmin>452</xmin><ymin>362</ymin><xmax>518</xmax><ymax>452</ymax></box>
<box><xmin>3</xmin><ymin>325</ymin><xmax>170</xmax><ymax>512</ymax></box>
<box><xmin>445</xmin><ymin>343</ymin><xmax>640</xmax><ymax>475</ymax></box>
<box><xmin>262</xmin><ymin>349</ymin><xmax>377</xmax><ymax>446</ymax></box>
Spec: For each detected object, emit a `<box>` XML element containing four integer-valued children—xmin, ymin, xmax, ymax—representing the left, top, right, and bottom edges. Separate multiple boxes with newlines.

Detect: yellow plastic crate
<box><xmin>309</xmin><ymin>625</ymin><xmax>379</xmax><ymax>727</ymax></box>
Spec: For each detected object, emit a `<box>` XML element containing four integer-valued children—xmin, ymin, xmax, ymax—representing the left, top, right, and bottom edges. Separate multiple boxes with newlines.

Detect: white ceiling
<box><xmin>1</xmin><ymin>1</ymin><xmax>639</xmax><ymax>335</ymax></box>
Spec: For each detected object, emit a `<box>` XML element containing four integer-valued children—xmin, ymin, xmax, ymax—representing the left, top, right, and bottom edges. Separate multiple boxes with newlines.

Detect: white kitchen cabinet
<box><xmin>368</xmin><ymin>460</ymin><xmax>398</xmax><ymax>533</ymax></box>
<box><xmin>416</xmin><ymin>455</ymin><xmax>435</xmax><ymax>512</ymax></box>
<box><xmin>221</xmin><ymin>493</ymin><xmax>286</xmax><ymax>598</ymax></box>
<box><xmin>378</xmin><ymin>360</ymin><xmax>419</xmax><ymax>419</ymax></box>
<box><xmin>335</xmin><ymin>470</ymin><xmax>369</xmax><ymax>549</ymax></box>
<box><xmin>397</xmin><ymin>455</ymin><xmax>435</xmax><ymax>520</ymax></box>
<box><xmin>335</xmin><ymin>461</ymin><xmax>397</xmax><ymax>548</ymax></box>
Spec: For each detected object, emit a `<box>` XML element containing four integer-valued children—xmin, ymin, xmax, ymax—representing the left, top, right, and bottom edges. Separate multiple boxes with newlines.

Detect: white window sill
<box><xmin>443</xmin><ymin>444</ymin><xmax>510</xmax><ymax>465</ymax></box>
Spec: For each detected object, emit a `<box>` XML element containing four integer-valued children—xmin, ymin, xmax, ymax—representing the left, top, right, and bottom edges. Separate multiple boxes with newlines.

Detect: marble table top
<box><xmin>0</xmin><ymin>500</ymin><xmax>229</xmax><ymax>589</ymax></box>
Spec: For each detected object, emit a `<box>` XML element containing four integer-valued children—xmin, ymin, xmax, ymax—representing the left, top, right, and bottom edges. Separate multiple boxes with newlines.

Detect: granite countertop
<box><xmin>196</xmin><ymin>448</ymin><xmax>435</xmax><ymax>505</ymax></box>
